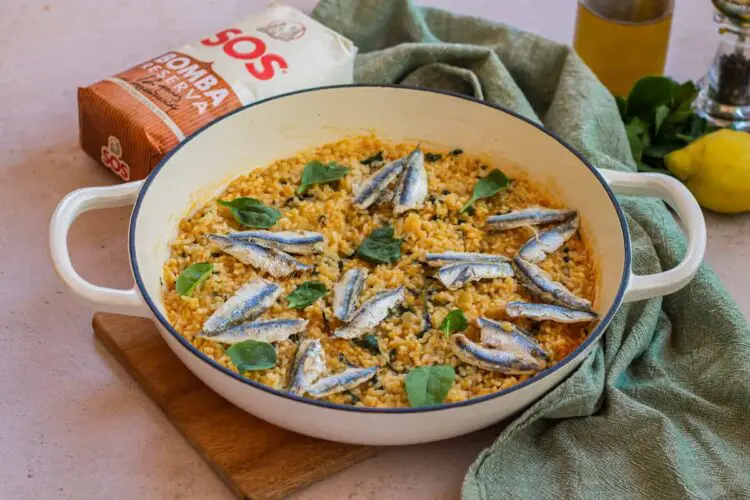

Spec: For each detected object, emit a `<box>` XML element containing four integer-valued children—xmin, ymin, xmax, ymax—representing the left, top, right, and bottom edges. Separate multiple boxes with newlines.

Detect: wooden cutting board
<box><xmin>92</xmin><ymin>313</ymin><xmax>376</xmax><ymax>500</ymax></box>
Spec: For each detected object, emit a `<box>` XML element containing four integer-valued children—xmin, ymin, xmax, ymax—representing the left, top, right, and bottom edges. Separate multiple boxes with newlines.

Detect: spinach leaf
<box><xmin>217</xmin><ymin>198</ymin><xmax>281</xmax><ymax>228</ymax></box>
<box><xmin>449</xmin><ymin>148</ymin><xmax>463</xmax><ymax>156</ymax></box>
<box><xmin>361</xmin><ymin>151</ymin><xmax>383</xmax><ymax>165</ymax></box>
<box><xmin>460</xmin><ymin>168</ymin><xmax>509</xmax><ymax>213</ymax></box>
<box><xmin>226</xmin><ymin>340</ymin><xmax>276</xmax><ymax>372</ymax></box>
<box><xmin>439</xmin><ymin>309</ymin><xmax>467</xmax><ymax>338</ymax></box>
<box><xmin>425</xmin><ymin>152</ymin><xmax>443</xmax><ymax>162</ymax></box>
<box><xmin>405</xmin><ymin>365</ymin><xmax>455</xmax><ymax>407</ymax></box>
<box><xmin>352</xmin><ymin>334</ymin><xmax>380</xmax><ymax>355</ymax></box>
<box><xmin>356</xmin><ymin>225</ymin><xmax>402</xmax><ymax>264</ymax></box>
<box><xmin>175</xmin><ymin>262</ymin><xmax>213</xmax><ymax>296</ymax></box>
<box><xmin>298</xmin><ymin>160</ymin><xmax>350</xmax><ymax>194</ymax></box>
<box><xmin>286</xmin><ymin>281</ymin><xmax>328</xmax><ymax>309</ymax></box>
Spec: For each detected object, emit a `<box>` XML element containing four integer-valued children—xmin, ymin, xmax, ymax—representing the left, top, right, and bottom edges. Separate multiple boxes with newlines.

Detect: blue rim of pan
<box><xmin>129</xmin><ymin>84</ymin><xmax>631</xmax><ymax>414</ymax></box>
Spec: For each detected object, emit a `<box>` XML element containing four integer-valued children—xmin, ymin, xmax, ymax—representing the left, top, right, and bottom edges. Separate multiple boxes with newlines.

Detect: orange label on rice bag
<box><xmin>111</xmin><ymin>52</ymin><xmax>242</xmax><ymax>140</ymax></box>
<box><xmin>77</xmin><ymin>3</ymin><xmax>357</xmax><ymax>181</ymax></box>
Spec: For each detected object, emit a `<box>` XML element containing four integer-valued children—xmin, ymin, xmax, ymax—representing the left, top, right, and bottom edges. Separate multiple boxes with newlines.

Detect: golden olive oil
<box><xmin>573</xmin><ymin>0</ymin><xmax>673</xmax><ymax>97</ymax></box>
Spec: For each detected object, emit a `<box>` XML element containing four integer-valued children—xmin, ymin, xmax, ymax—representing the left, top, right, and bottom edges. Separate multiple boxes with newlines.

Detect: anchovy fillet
<box><xmin>306</xmin><ymin>367</ymin><xmax>378</xmax><ymax>398</ymax></box>
<box><xmin>334</xmin><ymin>287</ymin><xmax>406</xmax><ymax>339</ymax></box>
<box><xmin>518</xmin><ymin>215</ymin><xmax>579</xmax><ymax>262</ymax></box>
<box><xmin>333</xmin><ymin>268</ymin><xmax>368</xmax><ymax>321</ymax></box>
<box><xmin>208</xmin><ymin>234</ymin><xmax>311</xmax><ymax>278</ymax></box>
<box><xmin>512</xmin><ymin>257</ymin><xmax>592</xmax><ymax>312</ymax></box>
<box><xmin>353</xmin><ymin>159</ymin><xmax>405</xmax><ymax>209</ymax></box>
<box><xmin>201</xmin><ymin>279</ymin><xmax>281</xmax><ymax>335</ymax></box>
<box><xmin>486</xmin><ymin>208</ymin><xmax>576</xmax><ymax>231</ymax></box>
<box><xmin>393</xmin><ymin>148</ymin><xmax>428</xmax><ymax>214</ymax></box>
<box><xmin>424</xmin><ymin>251</ymin><xmax>510</xmax><ymax>267</ymax></box>
<box><xmin>505</xmin><ymin>301</ymin><xmax>598</xmax><ymax>323</ymax></box>
<box><xmin>437</xmin><ymin>262</ymin><xmax>514</xmax><ymax>290</ymax></box>
<box><xmin>230</xmin><ymin>230</ymin><xmax>325</xmax><ymax>255</ymax></box>
<box><xmin>451</xmin><ymin>334</ymin><xmax>546</xmax><ymax>374</ymax></box>
<box><xmin>199</xmin><ymin>318</ymin><xmax>308</xmax><ymax>344</ymax></box>
<box><xmin>288</xmin><ymin>339</ymin><xmax>326</xmax><ymax>396</ymax></box>
<box><xmin>476</xmin><ymin>317</ymin><xmax>548</xmax><ymax>360</ymax></box>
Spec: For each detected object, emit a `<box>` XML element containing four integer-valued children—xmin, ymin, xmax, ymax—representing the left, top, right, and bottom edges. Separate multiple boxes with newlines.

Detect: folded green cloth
<box><xmin>313</xmin><ymin>1</ymin><xmax>750</xmax><ymax>498</ymax></box>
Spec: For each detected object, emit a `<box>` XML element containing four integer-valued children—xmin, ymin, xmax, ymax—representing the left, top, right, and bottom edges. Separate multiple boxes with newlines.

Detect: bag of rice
<box><xmin>78</xmin><ymin>2</ymin><xmax>357</xmax><ymax>181</ymax></box>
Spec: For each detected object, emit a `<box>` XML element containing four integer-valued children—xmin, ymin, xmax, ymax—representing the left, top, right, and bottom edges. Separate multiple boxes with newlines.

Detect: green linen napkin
<box><xmin>313</xmin><ymin>1</ymin><xmax>750</xmax><ymax>498</ymax></box>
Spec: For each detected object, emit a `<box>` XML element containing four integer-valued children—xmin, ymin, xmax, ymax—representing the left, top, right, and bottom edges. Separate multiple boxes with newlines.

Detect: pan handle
<box><xmin>601</xmin><ymin>170</ymin><xmax>706</xmax><ymax>303</ymax></box>
<box><xmin>49</xmin><ymin>181</ymin><xmax>150</xmax><ymax>317</ymax></box>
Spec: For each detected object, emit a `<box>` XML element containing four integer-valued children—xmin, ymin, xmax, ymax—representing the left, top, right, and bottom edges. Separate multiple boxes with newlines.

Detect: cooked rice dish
<box><xmin>161</xmin><ymin>135</ymin><xmax>598</xmax><ymax>408</ymax></box>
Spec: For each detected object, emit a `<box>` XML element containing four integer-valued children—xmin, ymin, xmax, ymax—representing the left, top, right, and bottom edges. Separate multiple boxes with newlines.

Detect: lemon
<box><xmin>665</xmin><ymin>129</ymin><xmax>750</xmax><ymax>213</ymax></box>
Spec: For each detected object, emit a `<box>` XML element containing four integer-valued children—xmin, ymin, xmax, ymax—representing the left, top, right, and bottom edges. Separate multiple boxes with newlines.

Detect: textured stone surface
<box><xmin>0</xmin><ymin>0</ymin><xmax>745</xmax><ymax>498</ymax></box>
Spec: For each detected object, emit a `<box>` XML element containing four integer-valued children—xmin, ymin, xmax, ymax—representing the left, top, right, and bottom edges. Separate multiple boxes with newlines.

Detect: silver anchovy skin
<box><xmin>288</xmin><ymin>339</ymin><xmax>326</xmax><ymax>396</ymax></box>
<box><xmin>306</xmin><ymin>367</ymin><xmax>378</xmax><ymax>398</ymax></box>
<box><xmin>505</xmin><ymin>301</ymin><xmax>598</xmax><ymax>323</ymax></box>
<box><xmin>424</xmin><ymin>251</ymin><xmax>510</xmax><ymax>267</ymax></box>
<box><xmin>353</xmin><ymin>158</ymin><xmax>405</xmax><ymax>209</ymax></box>
<box><xmin>374</xmin><ymin>185</ymin><xmax>395</xmax><ymax>206</ymax></box>
<box><xmin>333</xmin><ymin>268</ymin><xmax>368</xmax><ymax>321</ymax></box>
<box><xmin>334</xmin><ymin>287</ymin><xmax>406</xmax><ymax>339</ymax></box>
<box><xmin>201</xmin><ymin>278</ymin><xmax>281</xmax><ymax>335</ymax></box>
<box><xmin>512</xmin><ymin>257</ymin><xmax>593</xmax><ymax>312</ymax></box>
<box><xmin>476</xmin><ymin>317</ymin><xmax>548</xmax><ymax>360</ymax></box>
<box><xmin>451</xmin><ymin>334</ymin><xmax>546</xmax><ymax>374</ymax></box>
<box><xmin>230</xmin><ymin>230</ymin><xmax>325</xmax><ymax>255</ymax></box>
<box><xmin>199</xmin><ymin>318</ymin><xmax>308</xmax><ymax>344</ymax></box>
<box><xmin>208</xmin><ymin>234</ymin><xmax>311</xmax><ymax>278</ymax></box>
<box><xmin>486</xmin><ymin>207</ymin><xmax>577</xmax><ymax>231</ymax></box>
<box><xmin>518</xmin><ymin>215</ymin><xmax>579</xmax><ymax>262</ymax></box>
<box><xmin>393</xmin><ymin>148</ymin><xmax>428</xmax><ymax>214</ymax></box>
<box><xmin>437</xmin><ymin>262</ymin><xmax>514</xmax><ymax>290</ymax></box>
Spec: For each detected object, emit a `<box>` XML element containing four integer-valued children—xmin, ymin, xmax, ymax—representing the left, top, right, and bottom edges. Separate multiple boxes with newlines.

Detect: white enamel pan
<box><xmin>50</xmin><ymin>86</ymin><xmax>706</xmax><ymax>445</ymax></box>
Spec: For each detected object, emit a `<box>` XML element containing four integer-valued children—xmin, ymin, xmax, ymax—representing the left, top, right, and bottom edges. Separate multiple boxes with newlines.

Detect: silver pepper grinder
<box><xmin>695</xmin><ymin>0</ymin><xmax>750</xmax><ymax>129</ymax></box>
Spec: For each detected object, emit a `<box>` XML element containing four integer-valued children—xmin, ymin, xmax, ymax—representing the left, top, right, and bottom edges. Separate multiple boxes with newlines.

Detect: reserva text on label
<box><xmin>139</xmin><ymin>53</ymin><xmax>231</xmax><ymax>114</ymax></box>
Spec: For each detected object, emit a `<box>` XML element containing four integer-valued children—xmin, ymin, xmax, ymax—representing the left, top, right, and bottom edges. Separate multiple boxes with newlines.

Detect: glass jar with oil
<box><xmin>573</xmin><ymin>0</ymin><xmax>674</xmax><ymax>97</ymax></box>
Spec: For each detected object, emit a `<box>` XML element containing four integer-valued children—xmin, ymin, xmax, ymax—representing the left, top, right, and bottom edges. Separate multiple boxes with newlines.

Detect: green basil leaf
<box><xmin>686</xmin><ymin>115</ymin><xmax>711</xmax><ymax>139</ymax></box>
<box><xmin>654</xmin><ymin>105</ymin><xmax>670</xmax><ymax>134</ymax></box>
<box><xmin>644</xmin><ymin>141</ymin><xmax>684</xmax><ymax>159</ymax></box>
<box><xmin>298</xmin><ymin>160</ymin><xmax>350</xmax><ymax>194</ymax></box>
<box><xmin>676</xmin><ymin>133</ymin><xmax>698</xmax><ymax>143</ymax></box>
<box><xmin>405</xmin><ymin>365</ymin><xmax>455</xmax><ymax>407</ymax></box>
<box><xmin>175</xmin><ymin>262</ymin><xmax>213</xmax><ymax>296</ymax></box>
<box><xmin>460</xmin><ymin>168</ymin><xmax>509</xmax><ymax>213</ymax></box>
<box><xmin>226</xmin><ymin>340</ymin><xmax>276</xmax><ymax>372</ymax></box>
<box><xmin>625</xmin><ymin>76</ymin><xmax>676</xmax><ymax>122</ymax></box>
<box><xmin>352</xmin><ymin>334</ymin><xmax>380</xmax><ymax>355</ymax></box>
<box><xmin>625</xmin><ymin>118</ymin><xmax>649</xmax><ymax>162</ymax></box>
<box><xmin>665</xmin><ymin>99</ymin><xmax>694</xmax><ymax>125</ymax></box>
<box><xmin>217</xmin><ymin>198</ymin><xmax>281</xmax><ymax>228</ymax></box>
<box><xmin>615</xmin><ymin>95</ymin><xmax>628</xmax><ymax>118</ymax></box>
<box><xmin>449</xmin><ymin>148</ymin><xmax>463</xmax><ymax>156</ymax></box>
<box><xmin>356</xmin><ymin>225</ymin><xmax>402</xmax><ymax>264</ymax></box>
<box><xmin>425</xmin><ymin>152</ymin><xmax>443</xmax><ymax>162</ymax></box>
<box><xmin>286</xmin><ymin>281</ymin><xmax>328</xmax><ymax>309</ymax></box>
<box><xmin>673</xmin><ymin>80</ymin><xmax>698</xmax><ymax>106</ymax></box>
<box><xmin>439</xmin><ymin>309</ymin><xmax>467</xmax><ymax>338</ymax></box>
<box><xmin>361</xmin><ymin>151</ymin><xmax>383</xmax><ymax>165</ymax></box>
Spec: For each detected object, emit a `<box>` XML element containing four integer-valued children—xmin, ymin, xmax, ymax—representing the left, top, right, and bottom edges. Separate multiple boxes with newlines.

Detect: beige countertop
<box><xmin>1</xmin><ymin>0</ymin><xmax>748</xmax><ymax>498</ymax></box>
